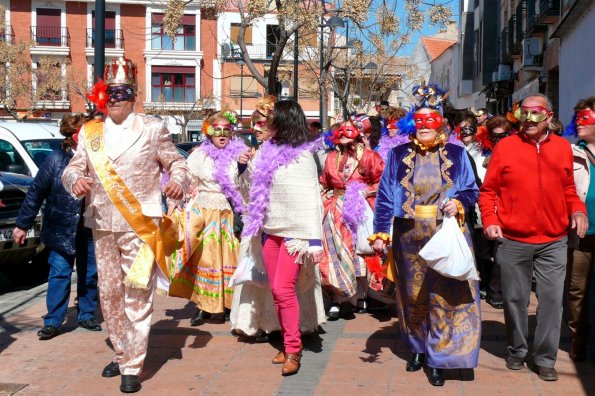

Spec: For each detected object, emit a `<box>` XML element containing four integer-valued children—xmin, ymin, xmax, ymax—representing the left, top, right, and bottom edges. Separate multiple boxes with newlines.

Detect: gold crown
<box><xmin>104</xmin><ymin>57</ymin><xmax>137</xmax><ymax>87</ymax></box>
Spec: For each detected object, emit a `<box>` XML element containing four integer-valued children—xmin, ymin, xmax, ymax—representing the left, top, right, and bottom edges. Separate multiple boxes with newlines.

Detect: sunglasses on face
<box><xmin>207</xmin><ymin>123</ymin><xmax>233</xmax><ymax>137</ymax></box>
<box><xmin>413</xmin><ymin>112</ymin><xmax>444</xmax><ymax>130</ymax></box>
<box><xmin>107</xmin><ymin>85</ymin><xmax>135</xmax><ymax>102</ymax></box>
<box><xmin>515</xmin><ymin>106</ymin><xmax>551</xmax><ymax>123</ymax></box>
<box><xmin>576</xmin><ymin>109</ymin><xmax>595</xmax><ymax>126</ymax></box>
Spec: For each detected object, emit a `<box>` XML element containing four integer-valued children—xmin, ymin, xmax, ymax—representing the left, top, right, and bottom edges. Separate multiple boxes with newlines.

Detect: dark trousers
<box><xmin>473</xmin><ymin>228</ymin><xmax>501</xmax><ymax>299</ymax></box>
<box><xmin>496</xmin><ymin>236</ymin><xmax>567</xmax><ymax>368</ymax></box>
<box><xmin>567</xmin><ymin>234</ymin><xmax>595</xmax><ymax>343</ymax></box>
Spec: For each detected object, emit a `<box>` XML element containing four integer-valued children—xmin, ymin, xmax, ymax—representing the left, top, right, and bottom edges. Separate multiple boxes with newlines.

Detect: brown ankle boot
<box><xmin>281</xmin><ymin>353</ymin><xmax>301</xmax><ymax>376</ymax></box>
<box><xmin>272</xmin><ymin>350</ymin><xmax>286</xmax><ymax>364</ymax></box>
<box><xmin>570</xmin><ymin>337</ymin><xmax>587</xmax><ymax>362</ymax></box>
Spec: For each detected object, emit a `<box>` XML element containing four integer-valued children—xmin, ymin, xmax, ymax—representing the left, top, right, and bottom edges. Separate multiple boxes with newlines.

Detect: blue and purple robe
<box><xmin>374</xmin><ymin>141</ymin><xmax>481</xmax><ymax>369</ymax></box>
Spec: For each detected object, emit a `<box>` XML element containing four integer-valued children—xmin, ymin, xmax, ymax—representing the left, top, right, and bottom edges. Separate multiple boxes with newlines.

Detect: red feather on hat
<box><xmin>86</xmin><ymin>79</ymin><xmax>108</xmax><ymax>114</ymax></box>
<box><xmin>473</xmin><ymin>125</ymin><xmax>493</xmax><ymax>152</ymax></box>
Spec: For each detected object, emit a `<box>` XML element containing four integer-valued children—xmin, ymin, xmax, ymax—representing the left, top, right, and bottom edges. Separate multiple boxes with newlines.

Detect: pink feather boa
<box><xmin>199</xmin><ymin>138</ymin><xmax>247</xmax><ymax>213</ymax></box>
<box><xmin>242</xmin><ymin>138</ymin><xmax>322</xmax><ymax>237</ymax></box>
<box><xmin>341</xmin><ymin>181</ymin><xmax>368</xmax><ymax>247</ymax></box>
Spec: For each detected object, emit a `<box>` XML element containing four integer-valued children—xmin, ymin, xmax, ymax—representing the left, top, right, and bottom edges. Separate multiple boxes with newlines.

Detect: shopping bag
<box><xmin>355</xmin><ymin>203</ymin><xmax>375</xmax><ymax>255</ymax></box>
<box><xmin>228</xmin><ymin>237</ymin><xmax>269</xmax><ymax>288</ymax></box>
<box><xmin>419</xmin><ymin>215</ymin><xmax>479</xmax><ymax>281</ymax></box>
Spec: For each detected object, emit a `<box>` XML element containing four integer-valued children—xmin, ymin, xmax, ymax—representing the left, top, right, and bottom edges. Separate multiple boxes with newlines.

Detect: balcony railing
<box><xmin>223</xmin><ymin>43</ymin><xmax>286</xmax><ymax>61</ymax></box>
<box><xmin>31</xmin><ymin>26</ymin><xmax>70</xmax><ymax>47</ymax></box>
<box><xmin>86</xmin><ymin>28</ymin><xmax>124</xmax><ymax>49</ymax></box>
<box><xmin>500</xmin><ymin>28</ymin><xmax>510</xmax><ymax>62</ymax></box>
<box><xmin>0</xmin><ymin>25</ymin><xmax>14</xmax><ymax>43</ymax></box>
<box><xmin>538</xmin><ymin>0</ymin><xmax>561</xmax><ymax>23</ymax></box>
<box><xmin>526</xmin><ymin>0</ymin><xmax>548</xmax><ymax>35</ymax></box>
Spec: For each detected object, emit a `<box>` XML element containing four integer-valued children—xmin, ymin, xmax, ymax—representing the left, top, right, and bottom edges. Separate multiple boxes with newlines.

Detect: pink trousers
<box><xmin>262</xmin><ymin>235</ymin><xmax>302</xmax><ymax>353</ymax></box>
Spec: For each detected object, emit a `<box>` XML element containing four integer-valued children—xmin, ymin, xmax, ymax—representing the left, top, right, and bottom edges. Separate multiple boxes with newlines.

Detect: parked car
<box><xmin>0</xmin><ymin>122</ymin><xmax>61</xmax><ymax>279</ymax></box>
<box><xmin>0</xmin><ymin>121</ymin><xmax>62</xmax><ymax>177</ymax></box>
<box><xmin>0</xmin><ymin>171</ymin><xmax>45</xmax><ymax>279</ymax></box>
<box><xmin>175</xmin><ymin>141</ymin><xmax>202</xmax><ymax>155</ymax></box>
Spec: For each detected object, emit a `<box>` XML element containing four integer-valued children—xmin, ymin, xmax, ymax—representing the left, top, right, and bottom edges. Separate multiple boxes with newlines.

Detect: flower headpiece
<box><xmin>222</xmin><ymin>111</ymin><xmax>238</xmax><ymax>126</ymax></box>
<box><xmin>506</xmin><ymin>102</ymin><xmax>521</xmax><ymax>126</ymax></box>
<box><xmin>86</xmin><ymin>78</ymin><xmax>109</xmax><ymax>114</ymax></box>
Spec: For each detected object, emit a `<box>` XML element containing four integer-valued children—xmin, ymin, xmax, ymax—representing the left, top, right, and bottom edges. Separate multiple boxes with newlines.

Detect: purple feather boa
<box><xmin>341</xmin><ymin>181</ymin><xmax>368</xmax><ymax>247</ymax></box>
<box><xmin>199</xmin><ymin>138</ymin><xmax>247</xmax><ymax>213</ymax></box>
<box><xmin>377</xmin><ymin>134</ymin><xmax>410</xmax><ymax>161</ymax></box>
<box><xmin>242</xmin><ymin>138</ymin><xmax>322</xmax><ymax>238</ymax></box>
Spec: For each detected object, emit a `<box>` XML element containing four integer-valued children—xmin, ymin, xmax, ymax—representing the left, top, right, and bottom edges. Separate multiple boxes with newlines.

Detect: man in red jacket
<box><xmin>479</xmin><ymin>94</ymin><xmax>588</xmax><ymax>381</ymax></box>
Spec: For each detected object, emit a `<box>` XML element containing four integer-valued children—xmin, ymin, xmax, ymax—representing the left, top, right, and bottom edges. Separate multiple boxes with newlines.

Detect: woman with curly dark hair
<box><xmin>13</xmin><ymin>113</ymin><xmax>100</xmax><ymax>340</ymax></box>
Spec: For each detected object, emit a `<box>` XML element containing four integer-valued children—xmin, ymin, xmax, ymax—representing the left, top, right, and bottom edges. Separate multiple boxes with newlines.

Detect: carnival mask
<box><xmin>460</xmin><ymin>125</ymin><xmax>476</xmax><ymax>138</ymax></box>
<box><xmin>106</xmin><ymin>85</ymin><xmax>135</xmax><ymax>102</ymax></box>
<box><xmin>413</xmin><ymin>112</ymin><xmax>444</xmax><ymax>130</ymax></box>
<box><xmin>490</xmin><ymin>131</ymin><xmax>511</xmax><ymax>145</ymax></box>
<box><xmin>515</xmin><ymin>106</ymin><xmax>551</xmax><ymax>123</ymax></box>
<box><xmin>207</xmin><ymin>123</ymin><xmax>233</xmax><ymax>138</ymax></box>
<box><xmin>576</xmin><ymin>109</ymin><xmax>595</xmax><ymax>126</ymax></box>
<box><xmin>252</xmin><ymin>119</ymin><xmax>269</xmax><ymax>132</ymax></box>
<box><xmin>337</xmin><ymin>124</ymin><xmax>362</xmax><ymax>140</ymax></box>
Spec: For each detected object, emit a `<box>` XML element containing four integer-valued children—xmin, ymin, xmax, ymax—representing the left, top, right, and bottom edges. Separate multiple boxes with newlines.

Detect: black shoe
<box><xmin>428</xmin><ymin>367</ymin><xmax>445</xmax><ymax>386</ymax></box>
<box><xmin>356</xmin><ymin>299</ymin><xmax>367</xmax><ymax>314</ymax></box>
<box><xmin>79</xmin><ymin>318</ymin><xmax>102</xmax><ymax>331</ymax></box>
<box><xmin>327</xmin><ymin>303</ymin><xmax>340</xmax><ymax>320</ymax></box>
<box><xmin>190</xmin><ymin>309</ymin><xmax>210</xmax><ymax>326</ymax></box>
<box><xmin>120</xmin><ymin>375</ymin><xmax>141</xmax><ymax>393</ymax></box>
<box><xmin>536</xmin><ymin>365</ymin><xmax>558</xmax><ymax>381</ymax></box>
<box><xmin>405</xmin><ymin>353</ymin><xmax>425</xmax><ymax>372</ymax></box>
<box><xmin>505</xmin><ymin>356</ymin><xmax>525</xmax><ymax>370</ymax></box>
<box><xmin>487</xmin><ymin>298</ymin><xmax>504</xmax><ymax>309</ymax></box>
<box><xmin>479</xmin><ymin>289</ymin><xmax>487</xmax><ymax>300</ymax></box>
<box><xmin>37</xmin><ymin>325</ymin><xmax>60</xmax><ymax>340</ymax></box>
<box><xmin>102</xmin><ymin>361</ymin><xmax>121</xmax><ymax>378</ymax></box>
<box><xmin>224</xmin><ymin>308</ymin><xmax>231</xmax><ymax>322</ymax></box>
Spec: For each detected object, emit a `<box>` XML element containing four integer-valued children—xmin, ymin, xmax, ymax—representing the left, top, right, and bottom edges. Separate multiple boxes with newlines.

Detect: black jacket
<box><xmin>16</xmin><ymin>149</ymin><xmax>86</xmax><ymax>256</ymax></box>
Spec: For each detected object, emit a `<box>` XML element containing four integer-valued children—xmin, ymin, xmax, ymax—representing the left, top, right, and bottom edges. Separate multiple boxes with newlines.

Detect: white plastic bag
<box><xmin>228</xmin><ymin>237</ymin><xmax>269</xmax><ymax>288</ymax></box>
<box><xmin>419</xmin><ymin>215</ymin><xmax>479</xmax><ymax>281</ymax></box>
<box><xmin>355</xmin><ymin>203</ymin><xmax>375</xmax><ymax>255</ymax></box>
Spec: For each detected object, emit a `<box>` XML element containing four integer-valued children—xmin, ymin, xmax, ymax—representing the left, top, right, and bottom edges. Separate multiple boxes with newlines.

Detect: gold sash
<box><xmin>84</xmin><ymin>119</ymin><xmax>168</xmax><ymax>289</ymax></box>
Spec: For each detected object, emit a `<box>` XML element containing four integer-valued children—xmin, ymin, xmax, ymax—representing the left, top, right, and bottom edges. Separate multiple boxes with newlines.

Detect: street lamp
<box><xmin>235</xmin><ymin>58</ymin><xmax>245</xmax><ymax>129</ymax></box>
<box><xmin>319</xmin><ymin>13</ymin><xmax>345</xmax><ymax>131</ymax></box>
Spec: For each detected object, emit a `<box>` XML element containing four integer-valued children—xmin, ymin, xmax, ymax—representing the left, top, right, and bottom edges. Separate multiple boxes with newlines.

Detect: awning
<box><xmin>512</xmin><ymin>78</ymin><xmax>540</xmax><ymax>103</ymax></box>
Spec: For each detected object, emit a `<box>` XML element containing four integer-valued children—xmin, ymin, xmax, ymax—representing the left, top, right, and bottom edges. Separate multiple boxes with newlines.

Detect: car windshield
<box><xmin>21</xmin><ymin>139</ymin><xmax>62</xmax><ymax>167</ymax></box>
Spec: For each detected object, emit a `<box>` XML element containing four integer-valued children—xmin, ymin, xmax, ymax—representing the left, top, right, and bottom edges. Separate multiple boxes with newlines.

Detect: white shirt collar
<box><xmin>106</xmin><ymin>113</ymin><xmax>136</xmax><ymax>130</ymax></box>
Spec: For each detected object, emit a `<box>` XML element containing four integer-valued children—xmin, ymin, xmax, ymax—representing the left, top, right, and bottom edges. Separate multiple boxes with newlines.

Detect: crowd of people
<box><xmin>11</xmin><ymin>56</ymin><xmax>595</xmax><ymax>393</ymax></box>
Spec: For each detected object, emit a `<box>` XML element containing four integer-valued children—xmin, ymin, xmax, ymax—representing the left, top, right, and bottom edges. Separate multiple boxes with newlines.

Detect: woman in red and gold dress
<box><xmin>319</xmin><ymin>117</ymin><xmax>384</xmax><ymax>319</ymax></box>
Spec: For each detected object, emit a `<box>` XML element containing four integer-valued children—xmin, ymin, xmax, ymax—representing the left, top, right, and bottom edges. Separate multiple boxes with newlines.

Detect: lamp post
<box><xmin>236</xmin><ymin>59</ymin><xmax>245</xmax><ymax>129</ymax></box>
<box><xmin>319</xmin><ymin>12</ymin><xmax>345</xmax><ymax>131</ymax></box>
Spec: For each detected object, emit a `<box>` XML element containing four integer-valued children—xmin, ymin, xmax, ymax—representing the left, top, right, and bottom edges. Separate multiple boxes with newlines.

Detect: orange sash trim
<box><xmin>84</xmin><ymin>119</ymin><xmax>167</xmax><ymax>289</ymax></box>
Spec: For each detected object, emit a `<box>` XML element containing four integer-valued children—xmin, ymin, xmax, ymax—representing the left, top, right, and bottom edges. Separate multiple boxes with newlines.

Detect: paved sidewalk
<box><xmin>0</xmin><ymin>286</ymin><xmax>593</xmax><ymax>396</ymax></box>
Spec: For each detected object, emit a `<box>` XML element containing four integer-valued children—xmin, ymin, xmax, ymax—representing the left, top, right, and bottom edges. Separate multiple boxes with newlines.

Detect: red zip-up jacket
<box><xmin>479</xmin><ymin>132</ymin><xmax>586</xmax><ymax>244</ymax></box>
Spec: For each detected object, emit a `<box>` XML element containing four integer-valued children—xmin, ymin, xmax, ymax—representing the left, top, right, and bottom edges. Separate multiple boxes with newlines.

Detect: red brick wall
<box><xmin>120</xmin><ymin>3</ymin><xmax>146</xmax><ymax>113</ymax></box>
<box><xmin>66</xmin><ymin>2</ymin><xmax>88</xmax><ymax>113</ymax></box>
<box><xmin>200</xmin><ymin>11</ymin><xmax>216</xmax><ymax>98</ymax></box>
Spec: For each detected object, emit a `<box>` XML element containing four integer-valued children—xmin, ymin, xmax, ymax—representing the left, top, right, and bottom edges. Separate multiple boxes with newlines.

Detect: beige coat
<box><xmin>62</xmin><ymin>114</ymin><xmax>190</xmax><ymax>232</ymax></box>
<box><xmin>572</xmin><ymin>144</ymin><xmax>590</xmax><ymax>202</ymax></box>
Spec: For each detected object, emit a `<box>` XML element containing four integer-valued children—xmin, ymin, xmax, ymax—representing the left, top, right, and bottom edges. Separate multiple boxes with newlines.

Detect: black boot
<box><xmin>224</xmin><ymin>308</ymin><xmax>231</xmax><ymax>322</ymax></box>
<box><xmin>356</xmin><ymin>299</ymin><xmax>367</xmax><ymax>314</ymax></box>
<box><xmin>405</xmin><ymin>353</ymin><xmax>425</xmax><ymax>372</ymax></box>
<box><xmin>120</xmin><ymin>375</ymin><xmax>141</xmax><ymax>393</ymax></box>
<box><xmin>190</xmin><ymin>309</ymin><xmax>210</xmax><ymax>326</ymax></box>
<box><xmin>428</xmin><ymin>367</ymin><xmax>445</xmax><ymax>386</ymax></box>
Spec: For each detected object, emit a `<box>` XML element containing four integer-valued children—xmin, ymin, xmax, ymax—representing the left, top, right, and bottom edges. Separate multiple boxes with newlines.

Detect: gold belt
<box><xmin>333</xmin><ymin>188</ymin><xmax>345</xmax><ymax>196</ymax></box>
<box><xmin>415</xmin><ymin>205</ymin><xmax>438</xmax><ymax>219</ymax></box>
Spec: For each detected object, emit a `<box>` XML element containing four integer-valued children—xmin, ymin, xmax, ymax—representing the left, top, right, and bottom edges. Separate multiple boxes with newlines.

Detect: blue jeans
<box><xmin>44</xmin><ymin>232</ymin><xmax>98</xmax><ymax>327</ymax></box>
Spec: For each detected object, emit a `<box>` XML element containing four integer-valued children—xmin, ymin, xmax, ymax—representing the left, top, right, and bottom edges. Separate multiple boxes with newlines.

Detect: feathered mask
<box><xmin>86</xmin><ymin>79</ymin><xmax>109</xmax><ymax>114</ymax></box>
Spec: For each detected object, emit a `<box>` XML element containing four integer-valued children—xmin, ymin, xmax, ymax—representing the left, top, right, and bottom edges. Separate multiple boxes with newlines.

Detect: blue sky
<box><xmin>334</xmin><ymin>0</ymin><xmax>460</xmax><ymax>56</ymax></box>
